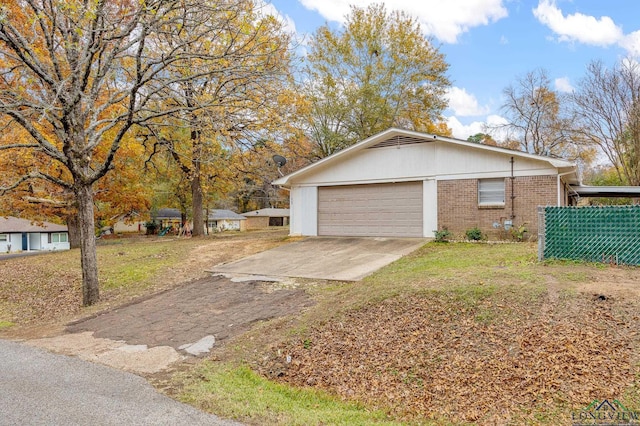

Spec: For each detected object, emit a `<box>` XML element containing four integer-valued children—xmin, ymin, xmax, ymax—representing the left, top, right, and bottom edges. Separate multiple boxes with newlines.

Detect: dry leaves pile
<box><xmin>270</xmin><ymin>288</ymin><xmax>640</xmax><ymax>424</ymax></box>
<box><xmin>0</xmin><ymin>255</ymin><xmax>83</xmax><ymax>324</ymax></box>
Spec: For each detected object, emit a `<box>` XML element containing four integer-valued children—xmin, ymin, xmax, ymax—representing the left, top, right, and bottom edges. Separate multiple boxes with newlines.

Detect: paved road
<box><xmin>0</xmin><ymin>339</ymin><xmax>240</xmax><ymax>426</ymax></box>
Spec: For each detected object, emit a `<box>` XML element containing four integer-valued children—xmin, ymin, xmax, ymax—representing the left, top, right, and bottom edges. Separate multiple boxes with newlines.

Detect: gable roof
<box><xmin>273</xmin><ymin>128</ymin><xmax>577</xmax><ymax>187</ymax></box>
<box><xmin>242</xmin><ymin>208</ymin><xmax>290</xmax><ymax>217</ymax></box>
<box><xmin>155</xmin><ymin>208</ymin><xmax>182</xmax><ymax>219</ymax></box>
<box><xmin>0</xmin><ymin>216</ymin><xmax>67</xmax><ymax>233</ymax></box>
<box><xmin>208</xmin><ymin>209</ymin><xmax>246</xmax><ymax>221</ymax></box>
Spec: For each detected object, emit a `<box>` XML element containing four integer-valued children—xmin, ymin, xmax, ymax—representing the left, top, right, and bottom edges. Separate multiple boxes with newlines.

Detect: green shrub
<box><xmin>145</xmin><ymin>221</ymin><xmax>158</xmax><ymax>235</ymax></box>
<box><xmin>465</xmin><ymin>226</ymin><xmax>485</xmax><ymax>241</ymax></box>
<box><xmin>434</xmin><ymin>227</ymin><xmax>452</xmax><ymax>242</ymax></box>
<box><xmin>511</xmin><ymin>223</ymin><xmax>528</xmax><ymax>241</ymax></box>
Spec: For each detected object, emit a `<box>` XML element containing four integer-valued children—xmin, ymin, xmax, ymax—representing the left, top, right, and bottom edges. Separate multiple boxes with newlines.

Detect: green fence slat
<box><xmin>543</xmin><ymin>205</ymin><xmax>640</xmax><ymax>265</ymax></box>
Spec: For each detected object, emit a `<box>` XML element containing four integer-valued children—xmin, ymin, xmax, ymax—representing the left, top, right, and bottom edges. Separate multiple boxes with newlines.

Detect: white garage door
<box><xmin>318</xmin><ymin>182</ymin><xmax>423</xmax><ymax>237</ymax></box>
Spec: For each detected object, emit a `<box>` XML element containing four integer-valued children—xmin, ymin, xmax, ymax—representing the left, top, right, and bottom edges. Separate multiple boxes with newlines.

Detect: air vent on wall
<box><xmin>367</xmin><ymin>135</ymin><xmax>435</xmax><ymax>149</ymax></box>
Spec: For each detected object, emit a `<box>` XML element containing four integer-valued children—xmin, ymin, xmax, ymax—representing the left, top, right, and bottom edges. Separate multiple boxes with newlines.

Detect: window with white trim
<box><xmin>478</xmin><ymin>178</ymin><xmax>505</xmax><ymax>206</ymax></box>
<box><xmin>51</xmin><ymin>233</ymin><xmax>68</xmax><ymax>243</ymax></box>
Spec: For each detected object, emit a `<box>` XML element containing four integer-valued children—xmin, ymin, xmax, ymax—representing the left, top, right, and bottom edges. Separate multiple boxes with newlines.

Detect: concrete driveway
<box><xmin>209</xmin><ymin>237</ymin><xmax>426</xmax><ymax>281</ymax></box>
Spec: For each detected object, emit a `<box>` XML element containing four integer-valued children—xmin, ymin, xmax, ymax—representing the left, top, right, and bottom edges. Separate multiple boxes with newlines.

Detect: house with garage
<box><xmin>0</xmin><ymin>216</ymin><xmax>70</xmax><ymax>253</ymax></box>
<box><xmin>272</xmin><ymin>128</ymin><xmax>579</xmax><ymax>239</ymax></box>
<box><xmin>242</xmin><ymin>208</ymin><xmax>290</xmax><ymax>230</ymax></box>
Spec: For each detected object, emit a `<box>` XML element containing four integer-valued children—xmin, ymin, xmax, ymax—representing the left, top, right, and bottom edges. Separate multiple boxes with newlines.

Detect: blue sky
<box><xmin>266</xmin><ymin>0</ymin><xmax>640</xmax><ymax>140</ymax></box>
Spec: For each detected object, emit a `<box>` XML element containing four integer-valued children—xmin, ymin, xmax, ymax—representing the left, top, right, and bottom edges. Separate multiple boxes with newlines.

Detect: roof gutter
<box><xmin>557</xmin><ymin>170</ymin><xmax>575</xmax><ymax>206</ymax></box>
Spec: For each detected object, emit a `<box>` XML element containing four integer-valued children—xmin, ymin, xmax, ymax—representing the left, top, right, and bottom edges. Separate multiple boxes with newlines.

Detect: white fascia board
<box><xmin>272</xmin><ymin>128</ymin><xmax>405</xmax><ymax>186</ymax></box>
<box><xmin>288</xmin><ymin>176</ymin><xmax>436</xmax><ymax>187</ymax></box>
<box><xmin>272</xmin><ymin>127</ymin><xmax>576</xmax><ymax>186</ymax></box>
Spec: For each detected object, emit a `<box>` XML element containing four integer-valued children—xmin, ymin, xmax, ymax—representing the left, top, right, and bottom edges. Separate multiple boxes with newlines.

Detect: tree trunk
<box><xmin>76</xmin><ymin>184</ymin><xmax>100</xmax><ymax>306</ymax></box>
<box><xmin>66</xmin><ymin>213</ymin><xmax>81</xmax><ymax>249</ymax></box>
<box><xmin>191</xmin><ymin>171</ymin><xmax>204</xmax><ymax>236</ymax></box>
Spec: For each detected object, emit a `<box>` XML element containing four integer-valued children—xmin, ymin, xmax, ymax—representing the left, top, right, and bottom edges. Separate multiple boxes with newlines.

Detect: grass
<box><xmin>0</xmin><ymin>320</ymin><xmax>14</xmax><ymax>329</ymax></box>
<box><xmin>0</xmin><ymin>231</ymin><xmax>285</xmax><ymax>327</ymax></box>
<box><xmin>97</xmin><ymin>239</ymin><xmax>191</xmax><ymax>291</ymax></box>
<box><xmin>179</xmin><ymin>363</ymin><xmax>408</xmax><ymax>426</ymax></box>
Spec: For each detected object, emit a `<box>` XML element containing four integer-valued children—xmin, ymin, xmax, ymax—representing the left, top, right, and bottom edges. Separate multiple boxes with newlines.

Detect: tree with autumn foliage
<box><xmin>141</xmin><ymin>1</ymin><xmax>295</xmax><ymax>235</ymax></box>
<box><xmin>0</xmin><ymin>123</ymin><xmax>152</xmax><ymax>248</ymax></box>
<box><xmin>0</xmin><ymin>0</ymin><xmax>278</xmax><ymax>306</ymax></box>
<box><xmin>301</xmin><ymin>3</ymin><xmax>451</xmax><ymax>158</ymax></box>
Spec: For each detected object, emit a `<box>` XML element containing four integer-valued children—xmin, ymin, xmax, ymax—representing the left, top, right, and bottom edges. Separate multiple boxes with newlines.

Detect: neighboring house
<box><xmin>242</xmin><ymin>208</ymin><xmax>290</xmax><ymax>230</ymax></box>
<box><xmin>111</xmin><ymin>212</ymin><xmax>147</xmax><ymax>234</ymax></box>
<box><xmin>272</xmin><ymin>128</ymin><xmax>579</xmax><ymax>239</ymax></box>
<box><xmin>0</xmin><ymin>216</ymin><xmax>70</xmax><ymax>253</ymax></box>
<box><xmin>208</xmin><ymin>209</ymin><xmax>246</xmax><ymax>232</ymax></box>
<box><xmin>154</xmin><ymin>208</ymin><xmax>183</xmax><ymax>232</ymax></box>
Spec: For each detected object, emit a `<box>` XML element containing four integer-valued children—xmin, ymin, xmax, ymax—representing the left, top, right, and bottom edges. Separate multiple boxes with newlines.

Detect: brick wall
<box><xmin>244</xmin><ymin>216</ymin><xmax>270</xmax><ymax>230</ymax></box>
<box><xmin>437</xmin><ymin>175</ymin><xmax>558</xmax><ymax>240</ymax></box>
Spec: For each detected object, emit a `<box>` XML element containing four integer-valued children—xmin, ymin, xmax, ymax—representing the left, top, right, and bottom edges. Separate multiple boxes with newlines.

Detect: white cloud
<box><xmin>299</xmin><ymin>0</ymin><xmax>508</xmax><ymax>43</ymax></box>
<box><xmin>533</xmin><ymin>0</ymin><xmax>623</xmax><ymax>47</ymax></box>
<box><xmin>445</xmin><ymin>87</ymin><xmax>490</xmax><ymax>117</ymax></box>
<box><xmin>446</xmin><ymin>114</ymin><xmax>509</xmax><ymax>141</ymax></box>
<box><xmin>533</xmin><ymin>1</ymin><xmax>640</xmax><ymax>57</ymax></box>
<box><xmin>554</xmin><ymin>77</ymin><xmax>574</xmax><ymax>93</ymax></box>
<box><xmin>446</xmin><ymin>116</ymin><xmax>486</xmax><ymax>140</ymax></box>
<box><xmin>620</xmin><ymin>31</ymin><xmax>640</xmax><ymax>57</ymax></box>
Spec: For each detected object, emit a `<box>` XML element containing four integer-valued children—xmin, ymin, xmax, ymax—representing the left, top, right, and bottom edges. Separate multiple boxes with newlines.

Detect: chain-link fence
<box><xmin>538</xmin><ymin>205</ymin><xmax>640</xmax><ymax>265</ymax></box>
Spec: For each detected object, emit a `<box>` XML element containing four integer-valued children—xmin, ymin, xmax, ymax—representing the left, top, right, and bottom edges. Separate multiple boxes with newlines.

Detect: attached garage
<box><xmin>318</xmin><ymin>182</ymin><xmax>423</xmax><ymax>237</ymax></box>
<box><xmin>273</xmin><ymin>128</ymin><xmax>578</xmax><ymax>239</ymax></box>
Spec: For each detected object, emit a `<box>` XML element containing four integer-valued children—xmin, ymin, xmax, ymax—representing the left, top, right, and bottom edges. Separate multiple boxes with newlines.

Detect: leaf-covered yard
<box><xmin>274</xmin><ymin>285</ymin><xmax>639</xmax><ymax>423</ymax></box>
<box><xmin>209</xmin><ymin>242</ymin><xmax>640</xmax><ymax>425</ymax></box>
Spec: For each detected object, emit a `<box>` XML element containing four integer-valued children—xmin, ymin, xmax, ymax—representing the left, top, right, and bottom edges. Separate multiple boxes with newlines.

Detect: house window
<box><xmin>52</xmin><ymin>233</ymin><xmax>68</xmax><ymax>243</ymax></box>
<box><xmin>0</xmin><ymin>234</ymin><xmax>7</xmax><ymax>242</ymax></box>
<box><xmin>478</xmin><ymin>178</ymin><xmax>505</xmax><ymax>206</ymax></box>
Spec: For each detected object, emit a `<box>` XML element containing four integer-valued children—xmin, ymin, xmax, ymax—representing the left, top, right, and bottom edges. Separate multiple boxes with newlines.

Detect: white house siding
<box><xmin>8</xmin><ymin>233</ymin><xmax>21</xmax><ymax>252</ymax></box>
<box><xmin>423</xmin><ymin>179</ymin><xmax>438</xmax><ymax>238</ymax></box>
<box><xmin>40</xmin><ymin>233</ymin><xmax>70</xmax><ymax>251</ymax></box>
<box><xmin>288</xmin><ymin>142</ymin><xmax>558</xmax><ymax>187</ymax></box>
<box><xmin>290</xmin><ymin>186</ymin><xmax>317</xmax><ymax>236</ymax></box>
<box><xmin>0</xmin><ymin>233</ymin><xmax>21</xmax><ymax>253</ymax></box>
<box><xmin>0</xmin><ymin>232</ymin><xmax>69</xmax><ymax>252</ymax></box>
<box><xmin>209</xmin><ymin>219</ymin><xmax>242</xmax><ymax>232</ymax></box>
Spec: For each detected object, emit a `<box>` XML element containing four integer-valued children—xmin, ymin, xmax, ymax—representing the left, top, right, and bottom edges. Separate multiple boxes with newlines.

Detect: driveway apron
<box><xmin>209</xmin><ymin>237</ymin><xmax>426</xmax><ymax>281</ymax></box>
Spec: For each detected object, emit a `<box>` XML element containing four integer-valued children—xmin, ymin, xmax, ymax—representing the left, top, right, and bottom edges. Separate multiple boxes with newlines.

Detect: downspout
<box><xmin>510</xmin><ymin>157</ymin><xmax>515</xmax><ymax>220</ymax></box>
<box><xmin>557</xmin><ymin>171</ymin><xmax>574</xmax><ymax>206</ymax></box>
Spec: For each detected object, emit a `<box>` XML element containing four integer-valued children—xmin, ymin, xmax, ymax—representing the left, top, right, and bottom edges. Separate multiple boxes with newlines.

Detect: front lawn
<box><xmin>0</xmin><ymin>230</ymin><xmax>288</xmax><ymax>330</ymax></box>
<box><xmin>176</xmin><ymin>242</ymin><xmax>640</xmax><ymax>425</ymax></box>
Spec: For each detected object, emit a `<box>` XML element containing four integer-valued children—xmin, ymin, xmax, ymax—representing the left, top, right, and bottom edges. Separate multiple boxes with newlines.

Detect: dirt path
<box><xmin>68</xmin><ymin>275</ymin><xmax>313</xmax><ymax>348</ymax></box>
<box><xmin>26</xmin><ymin>274</ymin><xmax>314</xmax><ymax>375</ymax></box>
